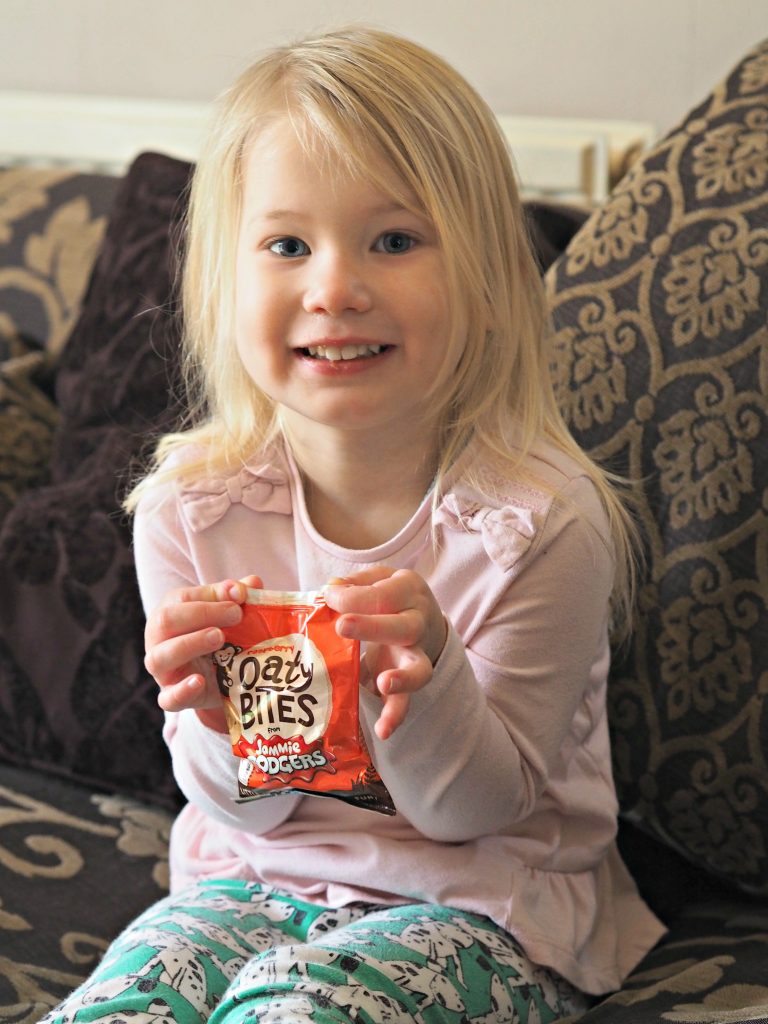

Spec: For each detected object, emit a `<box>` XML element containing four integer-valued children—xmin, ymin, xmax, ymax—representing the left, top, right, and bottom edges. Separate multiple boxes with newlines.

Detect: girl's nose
<box><xmin>302</xmin><ymin>251</ymin><xmax>373</xmax><ymax>315</ymax></box>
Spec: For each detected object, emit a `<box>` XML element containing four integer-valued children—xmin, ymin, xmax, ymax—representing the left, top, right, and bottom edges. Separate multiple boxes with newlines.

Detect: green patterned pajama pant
<box><xmin>40</xmin><ymin>880</ymin><xmax>589</xmax><ymax>1024</ymax></box>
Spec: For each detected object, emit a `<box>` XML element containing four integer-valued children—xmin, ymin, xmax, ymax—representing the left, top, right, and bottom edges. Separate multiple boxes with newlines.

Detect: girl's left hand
<box><xmin>324</xmin><ymin>567</ymin><xmax>448</xmax><ymax>740</ymax></box>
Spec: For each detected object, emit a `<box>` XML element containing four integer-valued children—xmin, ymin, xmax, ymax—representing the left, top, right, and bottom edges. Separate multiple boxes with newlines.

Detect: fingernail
<box><xmin>186</xmin><ymin>675</ymin><xmax>203</xmax><ymax>692</ymax></box>
<box><xmin>227</xmin><ymin>584</ymin><xmax>243</xmax><ymax>601</ymax></box>
<box><xmin>206</xmin><ymin>628</ymin><xmax>223</xmax><ymax>646</ymax></box>
<box><xmin>327</xmin><ymin>577</ymin><xmax>352</xmax><ymax>586</ymax></box>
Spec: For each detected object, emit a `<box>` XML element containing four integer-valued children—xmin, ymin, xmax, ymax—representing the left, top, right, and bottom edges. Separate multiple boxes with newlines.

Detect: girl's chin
<box><xmin>279</xmin><ymin>401</ymin><xmax>421</xmax><ymax>438</ymax></box>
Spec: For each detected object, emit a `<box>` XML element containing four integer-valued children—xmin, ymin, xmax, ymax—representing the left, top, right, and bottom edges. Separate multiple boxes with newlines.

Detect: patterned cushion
<box><xmin>0</xmin><ymin>347</ymin><xmax>59</xmax><ymax>525</ymax></box>
<box><xmin>574</xmin><ymin>897</ymin><xmax>768</xmax><ymax>1023</ymax></box>
<box><xmin>0</xmin><ymin>763</ymin><xmax>171</xmax><ymax>1020</ymax></box>
<box><xmin>0</xmin><ymin>169</ymin><xmax>117</xmax><ymax>531</ymax></box>
<box><xmin>545</xmin><ymin>40</ymin><xmax>768</xmax><ymax>893</ymax></box>
<box><xmin>0</xmin><ymin>153</ymin><xmax>191</xmax><ymax>810</ymax></box>
<box><xmin>0</xmin><ymin>167</ymin><xmax>118</xmax><ymax>357</ymax></box>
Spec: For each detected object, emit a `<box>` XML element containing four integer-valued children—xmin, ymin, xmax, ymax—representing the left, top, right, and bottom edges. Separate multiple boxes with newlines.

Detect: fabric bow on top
<box><xmin>179</xmin><ymin>462</ymin><xmax>291</xmax><ymax>532</ymax></box>
<box><xmin>434</xmin><ymin>493</ymin><xmax>540</xmax><ymax>572</ymax></box>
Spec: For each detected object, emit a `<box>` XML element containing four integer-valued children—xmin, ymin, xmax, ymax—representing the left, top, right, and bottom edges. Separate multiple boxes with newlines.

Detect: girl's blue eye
<box><xmin>375</xmin><ymin>232</ymin><xmax>415</xmax><ymax>254</ymax></box>
<box><xmin>269</xmin><ymin>237</ymin><xmax>309</xmax><ymax>257</ymax></box>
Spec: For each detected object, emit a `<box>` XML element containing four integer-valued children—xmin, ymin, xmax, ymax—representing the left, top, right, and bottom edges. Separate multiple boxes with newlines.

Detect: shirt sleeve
<box><xmin>133</xmin><ymin>481</ymin><xmax>299</xmax><ymax>834</ymax></box>
<box><xmin>166</xmin><ymin>709</ymin><xmax>301</xmax><ymax>831</ymax></box>
<box><xmin>359</xmin><ymin>474</ymin><xmax>615</xmax><ymax>842</ymax></box>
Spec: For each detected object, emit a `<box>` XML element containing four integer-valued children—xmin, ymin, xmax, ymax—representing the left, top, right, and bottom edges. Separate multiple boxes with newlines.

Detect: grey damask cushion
<box><xmin>573</xmin><ymin>897</ymin><xmax>768</xmax><ymax>1023</ymax></box>
<box><xmin>0</xmin><ymin>167</ymin><xmax>118</xmax><ymax>357</ymax></box>
<box><xmin>0</xmin><ymin>348</ymin><xmax>59</xmax><ymax>525</ymax></box>
<box><xmin>0</xmin><ymin>169</ymin><xmax>117</xmax><ymax>527</ymax></box>
<box><xmin>0</xmin><ymin>154</ymin><xmax>190</xmax><ymax>810</ymax></box>
<box><xmin>0</xmin><ymin>762</ymin><xmax>171</xmax><ymax>1019</ymax></box>
<box><xmin>546</xmin><ymin>39</ymin><xmax>768</xmax><ymax>894</ymax></box>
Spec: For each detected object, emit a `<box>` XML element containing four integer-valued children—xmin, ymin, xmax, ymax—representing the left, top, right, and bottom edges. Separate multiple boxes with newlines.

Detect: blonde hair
<box><xmin>126</xmin><ymin>25</ymin><xmax>639</xmax><ymax>636</ymax></box>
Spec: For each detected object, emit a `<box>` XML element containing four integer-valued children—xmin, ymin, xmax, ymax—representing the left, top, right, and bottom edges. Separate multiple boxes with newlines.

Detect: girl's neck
<box><xmin>286</xmin><ymin>425</ymin><xmax>439</xmax><ymax>549</ymax></box>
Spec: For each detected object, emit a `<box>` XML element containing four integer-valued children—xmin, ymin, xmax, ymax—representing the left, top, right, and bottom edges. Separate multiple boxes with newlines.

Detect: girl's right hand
<box><xmin>144</xmin><ymin>575</ymin><xmax>261</xmax><ymax>730</ymax></box>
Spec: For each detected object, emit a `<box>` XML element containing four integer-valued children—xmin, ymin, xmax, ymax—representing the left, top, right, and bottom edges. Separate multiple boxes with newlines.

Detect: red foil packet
<box><xmin>212</xmin><ymin>587</ymin><xmax>395</xmax><ymax>815</ymax></box>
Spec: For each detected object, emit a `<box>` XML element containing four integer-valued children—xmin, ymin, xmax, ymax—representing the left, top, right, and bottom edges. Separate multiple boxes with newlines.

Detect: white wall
<box><xmin>4</xmin><ymin>0</ymin><xmax>767</xmax><ymax>137</ymax></box>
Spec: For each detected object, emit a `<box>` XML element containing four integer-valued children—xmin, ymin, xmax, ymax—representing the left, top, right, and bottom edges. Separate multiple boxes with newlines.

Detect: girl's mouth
<box><xmin>300</xmin><ymin>343</ymin><xmax>389</xmax><ymax>362</ymax></box>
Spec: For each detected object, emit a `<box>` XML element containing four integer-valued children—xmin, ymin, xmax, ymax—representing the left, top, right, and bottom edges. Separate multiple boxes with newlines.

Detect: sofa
<box><xmin>0</xmin><ymin>38</ymin><xmax>766</xmax><ymax>1024</ymax></box>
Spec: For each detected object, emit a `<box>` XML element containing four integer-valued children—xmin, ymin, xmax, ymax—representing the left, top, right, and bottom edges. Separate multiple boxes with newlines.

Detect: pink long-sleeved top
<box><xmin>133</xmin><ymin>438</ymin><xmax>665</xmax><ymax>995</ymax></box>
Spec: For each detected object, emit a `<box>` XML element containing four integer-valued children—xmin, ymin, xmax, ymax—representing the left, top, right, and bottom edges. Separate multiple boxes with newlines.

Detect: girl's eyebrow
<box><xmin>254</xmin><ymin>201</ymin><xmax>419</xmax><ymax>223</ymax></box>
<box><xmin>242</xmin><ymin>209</ymin><xmax>300</xmax><ymax>232</ymax></box>
<box><xmin>259</xmin><ymin>209</ymin><xmax>303</xmax><ymax>222</ymax></box>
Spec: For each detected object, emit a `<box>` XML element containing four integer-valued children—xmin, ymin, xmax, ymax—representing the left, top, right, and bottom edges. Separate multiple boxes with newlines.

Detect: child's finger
<box><xmin>324</xmin><ymin>568</ymin><xmax>405</xmax><ymax>614</ymax></box>
<box><xmin>145</xmin><ymin>624</ymin><xmax>227</xmax><ymax>685</ymax></box>
<box><xmin>147</xmin><ymin>577</ymin><xmax>253</xmax><ymax>643</ymax></box>
<box><xmin>375</xmin><ymin>647</ymin><xmax>433</xmax><ymax>696</ymax></box>
<box><xmin>146</xmin><ymin>598</ymin><xmax>243</xmax><ymax>649</ymax></box>
<box><xmin>327</xmin><ymin>566</ymin><xmax>394</xmax><ymax>589</ymax></box>
<box><xmin>173</xmin><ymin>579</ymin><xmax>250</xmax><ymax>606</ymax></box>
<box><xmin>336</xmin><ymin>607</ymin><xmax>423</xmax><ymax>646</ymax></box>
<box><xmin>157</xmin><ymin>673</ymin><xmax>207</xmax><ymax>712</ymax></box>
<box><xmin>157</xmin><ymin>676</ymin><xmax>229</xmax><ymax>733</ymax></box>
<box><xmin>327</xmin><ymin>571</ymin><xmax>447</xmax><ymax>661</ymax></box>
<box><xmin>374</xmin><ymin>692</ymin><xmax>411</xmax><ymax>740</ymax></box>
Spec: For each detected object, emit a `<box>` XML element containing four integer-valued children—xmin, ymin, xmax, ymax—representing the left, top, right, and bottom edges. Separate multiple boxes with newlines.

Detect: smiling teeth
<box><xmin>306</xmin><ymin>344</ymin><xmax>383</xmax><ymax>361</ymax></box>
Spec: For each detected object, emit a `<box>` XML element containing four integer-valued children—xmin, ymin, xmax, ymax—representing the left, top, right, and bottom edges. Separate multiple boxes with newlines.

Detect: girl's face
<box><xmin>234</xmin><ymin>119</ymin><xmax>457</xmax><ymax>448</ymax></box>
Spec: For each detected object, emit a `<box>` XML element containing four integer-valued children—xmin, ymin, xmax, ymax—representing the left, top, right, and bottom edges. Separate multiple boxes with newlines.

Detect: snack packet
<box><xmin>212</xmin><ymin>587</ymin><xmax>395</xmax><ymax>815</ymax></box>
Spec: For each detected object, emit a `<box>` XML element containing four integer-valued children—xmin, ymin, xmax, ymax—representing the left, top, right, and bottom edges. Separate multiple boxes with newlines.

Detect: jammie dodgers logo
<box><xmin>230</xmin><ymin>632</ymin><xmax>332</xmax><ymax>747</ymax></box>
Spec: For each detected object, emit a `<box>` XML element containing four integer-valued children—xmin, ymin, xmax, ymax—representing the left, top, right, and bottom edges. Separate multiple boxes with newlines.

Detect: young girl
<box><xmin>44</xmin><ymin>26</ymin><xmax>665</xmax><ymax>1024</ymax></box>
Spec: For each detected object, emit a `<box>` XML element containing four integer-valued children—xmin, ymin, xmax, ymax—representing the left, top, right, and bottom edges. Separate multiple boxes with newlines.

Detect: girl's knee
<box><xmin>212</xmin><ymin>945</ymin><xmax>411</xmax><ymax>1024</ymax></box>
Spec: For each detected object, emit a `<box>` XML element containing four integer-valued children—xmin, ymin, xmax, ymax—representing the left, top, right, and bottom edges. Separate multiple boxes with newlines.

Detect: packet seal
<box><xmin>242</xmin><ymin>587</ymin><xmax>327</xmax><ymax>606</ymax></box>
